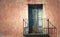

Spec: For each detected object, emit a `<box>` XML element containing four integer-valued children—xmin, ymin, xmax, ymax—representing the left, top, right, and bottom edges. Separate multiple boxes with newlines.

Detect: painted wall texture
<box><xmin>44</xmin><ymin>0</ymin><xmax>59</xmax><ymax>37</ymax></box>
<box><xmin>0</xmin><ymin>0</ymin><xmax>60</xmax><ymax>37</ymax></box>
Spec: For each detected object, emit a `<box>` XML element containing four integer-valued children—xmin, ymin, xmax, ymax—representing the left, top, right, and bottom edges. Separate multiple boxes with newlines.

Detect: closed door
<box><xmin>28</xmin><ymin>4</ymin><xmax>43</xmax><ymax>33</ymax></box>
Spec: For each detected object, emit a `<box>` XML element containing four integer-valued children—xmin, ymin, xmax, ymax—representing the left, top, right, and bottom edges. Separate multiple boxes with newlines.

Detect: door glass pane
<box><xmin>37</xmin><ymin>9</ymin><xmax>43</xmax><ymax>26</ymax></box>
<box><xmin>37</xmin><ymin>9</ymin><xmax>43</xmax><ymax>33</ymax></box>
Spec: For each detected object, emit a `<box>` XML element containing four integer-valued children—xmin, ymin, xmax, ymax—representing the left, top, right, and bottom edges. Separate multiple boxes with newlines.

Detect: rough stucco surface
<box><xmin>44</xmin><ymin>0</ymin><xmax>59</xmax><ymax>37</ymax></box>
<box><xmin>0</xmin><ymin>0</ymin><xmax>24</xmax><ymax>37</ymax></box>
<box><xmin>0</xmin><ymin>0</ymin><xmax>60</xmax><ymax>37</ymax></box>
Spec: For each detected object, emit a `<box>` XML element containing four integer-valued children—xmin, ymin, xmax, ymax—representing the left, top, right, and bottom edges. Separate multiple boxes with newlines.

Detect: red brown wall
<box><xmin>0</xmin><ymin>0</ymin><xmax>24</xmax><ymax>37</ymax></box>
<box><xmin>44</xmin><ymin>0</ymin><xmax>59</xmax><ymax>37</ymax></box>
<box><xmin>0</xmin><ymin>0</ymin><xmax>60</xmax><ymax>37</ymax></box>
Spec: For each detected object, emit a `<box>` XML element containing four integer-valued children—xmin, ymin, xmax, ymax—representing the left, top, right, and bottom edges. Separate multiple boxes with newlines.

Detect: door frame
<box><xmin>28</xmin><ymin>4</ymin><xmax>43</xmax><ymax>33</ymax></box>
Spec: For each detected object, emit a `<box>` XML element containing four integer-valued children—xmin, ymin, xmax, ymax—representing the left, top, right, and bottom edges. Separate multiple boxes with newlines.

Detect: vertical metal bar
<box><xmin>23</xmin><ymin>19</ymin><xmax>24</xmax><ymax>35</ymax></box>
<box><xmin>47</xmin><ymin>19</ymin><xmax>49</xmax><ymax>35</ymax></box>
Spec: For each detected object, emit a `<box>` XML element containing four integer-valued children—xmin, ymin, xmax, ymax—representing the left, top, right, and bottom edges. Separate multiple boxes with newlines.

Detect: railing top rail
<box><xmin>23</xmin><ymin>18</ymin><xmax>56</xmax><ymax>29</ymax></box>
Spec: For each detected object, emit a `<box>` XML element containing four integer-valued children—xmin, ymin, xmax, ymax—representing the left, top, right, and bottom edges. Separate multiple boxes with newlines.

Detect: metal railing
<box><xmin>23</xmin><ymin>18</ymin><xmax>57</xmax><ymax>37</ymax></box>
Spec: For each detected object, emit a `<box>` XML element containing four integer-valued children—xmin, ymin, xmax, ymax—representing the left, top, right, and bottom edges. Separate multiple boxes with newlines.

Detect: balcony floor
<box><xmin>24</xmin><ymin>33</ymin><xmax>50</xmax><ymax>37</ymax></box>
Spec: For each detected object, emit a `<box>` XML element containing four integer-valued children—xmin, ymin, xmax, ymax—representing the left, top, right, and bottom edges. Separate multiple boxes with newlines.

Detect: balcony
<box><xmin>23</xmin><ymin>18</ymin><xmax>57</xmax><ymax>37</ymax></box>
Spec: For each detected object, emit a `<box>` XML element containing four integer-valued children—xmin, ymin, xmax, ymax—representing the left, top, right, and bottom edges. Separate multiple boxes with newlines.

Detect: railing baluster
<box><xmin>47</xmin><ymin>19</ymin><xmax>49</xmax><ymax>35</ymax></box>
